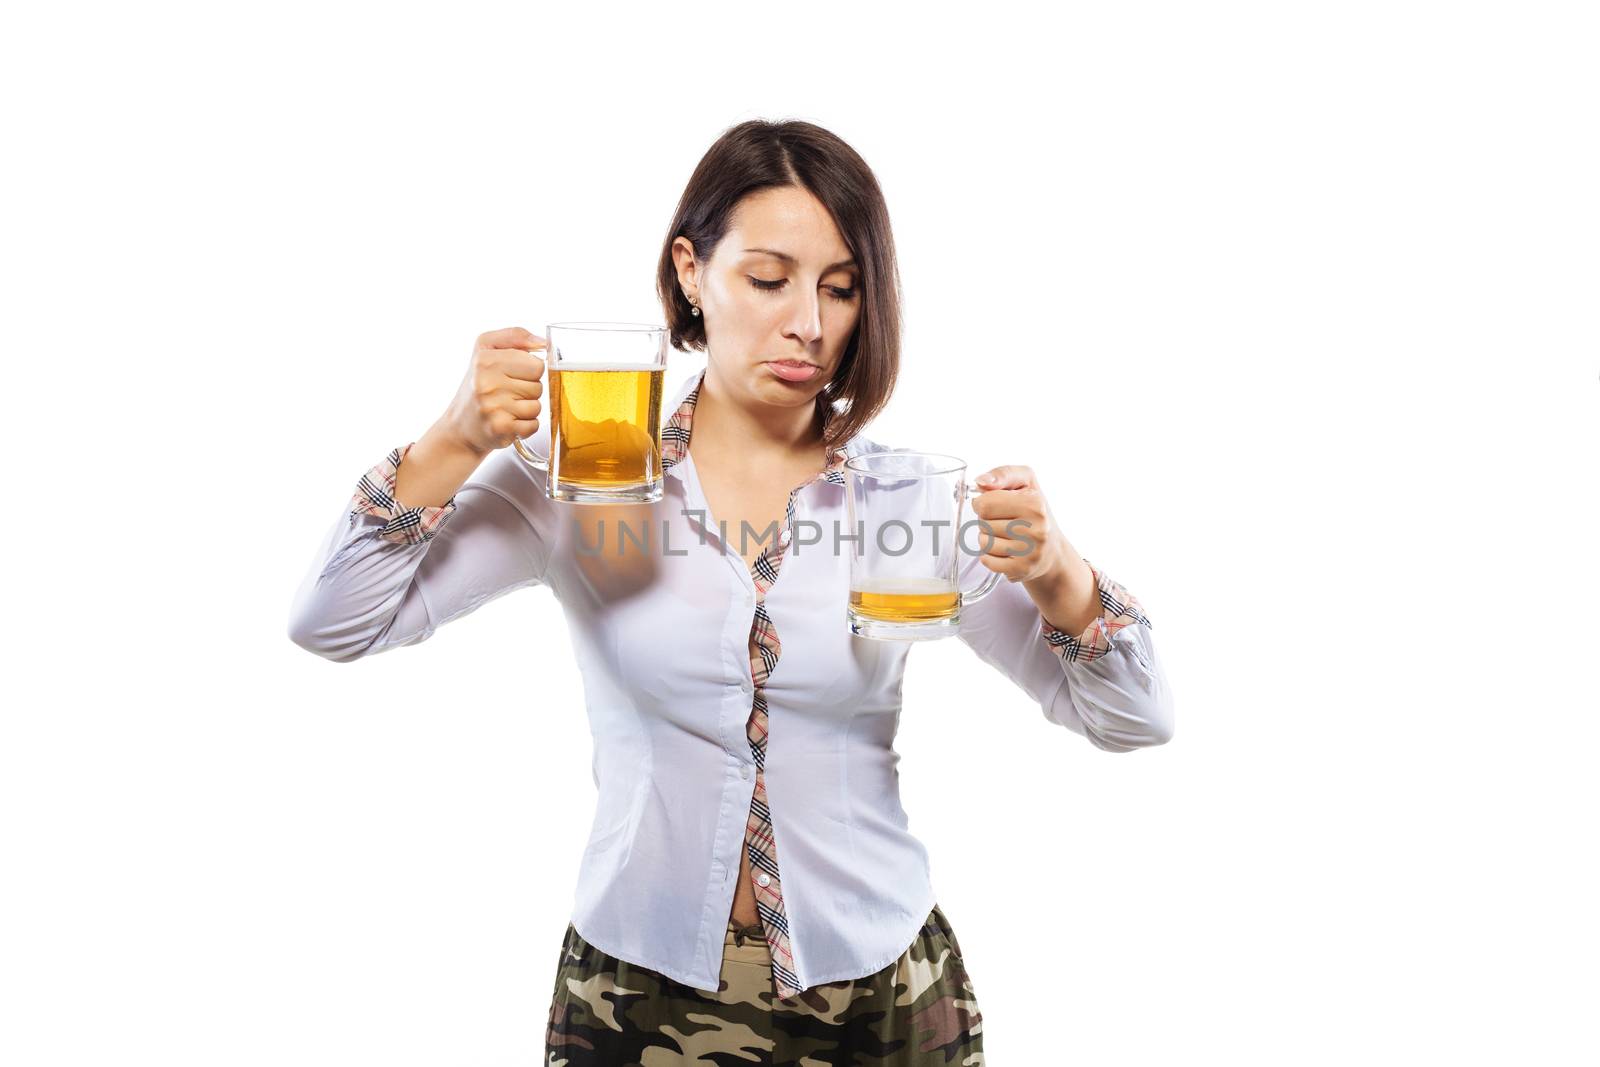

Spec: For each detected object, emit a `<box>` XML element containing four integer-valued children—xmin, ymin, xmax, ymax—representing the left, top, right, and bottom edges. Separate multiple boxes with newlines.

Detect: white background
<box><xmin>3</xmin><ymin>1</ymin><xmax>1596</xmax><ymax>1063</ymax></box>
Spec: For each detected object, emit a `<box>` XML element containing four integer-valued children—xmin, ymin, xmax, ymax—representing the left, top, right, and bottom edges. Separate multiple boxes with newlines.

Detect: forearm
<box><xmin>1024</xmin><ymin>553</ymin><xmax>1100</xmax><ymax>636</ymax></box>
<box><xmin>393</xmin><ymin>417</ymin><xmax>488</xmax><ymax>508</ymax></box>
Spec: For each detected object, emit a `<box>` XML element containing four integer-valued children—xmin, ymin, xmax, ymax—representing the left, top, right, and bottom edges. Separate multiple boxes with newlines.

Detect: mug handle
<box><xmin>959</xmin><ymin>485</ymin><xmax>1005</xmax><ymax>604</ymax></box>
<box><xmin>512</xmin><ymin>343</ymin><xmax>551</xmax><ymax>468</ymax></box>
<box><xmin>512</xmin><ymin>433</ymin><xmax>548</xmax><ymax>468</ymax></box>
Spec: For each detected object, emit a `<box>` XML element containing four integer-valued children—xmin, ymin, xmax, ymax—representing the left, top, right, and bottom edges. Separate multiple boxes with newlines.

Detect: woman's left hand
<box><xmin>969</xmin><ymin>465</ymin><xmax>1101</xmax><ymax>636</ymax></box>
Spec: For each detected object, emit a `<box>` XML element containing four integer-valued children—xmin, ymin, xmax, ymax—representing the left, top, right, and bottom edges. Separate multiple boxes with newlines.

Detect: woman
<box><xmin>289</xmin><ymin>119</ymin><xmax>1174</xmax><ymax>1065</ymax></box>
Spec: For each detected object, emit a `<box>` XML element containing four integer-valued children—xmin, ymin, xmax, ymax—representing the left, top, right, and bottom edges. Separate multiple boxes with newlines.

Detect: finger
<box><xmin>497</xmin><ymin>350</ymin><xmax>547</xmax><ymax>383</ymax></box>
<box><xmin>500</xmin><ymin>376</ymin><xmax>544</xmax><ymax>399</ymax></box>
<box><xmin>984</xmin><ymin>535</ymin><xmax>1035</xmax><ymax>559</ymax></box>
<box><xmin>503</xmin><ymin>398</ymin><xmax>542</xmax><ymax>420</ymax></box>
<box><xmin>975</xmin><ymin>465</ymin><xmax>1035</xmax><ymax>490</ymax></box>
<box><xmin>508</xmin><ymin>416</ymin><xmax>541</xmax><ymax>439</ymax></box>
<box><xmin>963</xmin><ymin>527</ymin><xmax>1032</xmax><ymax>558</ymax></box>
<box><xmin>977</xmin><ymin>553</ymin><xmax>1028</xmax><ymax>580</ymax></box>
<box><xmin>968</xmin><ymin>487</ymin><xmax>1038</xmax><ymax>520</ymax></box>
<box><xmin>479</xmin><ymin>327</ymin><xmax>549</xmax><ymax>351</ymax></box>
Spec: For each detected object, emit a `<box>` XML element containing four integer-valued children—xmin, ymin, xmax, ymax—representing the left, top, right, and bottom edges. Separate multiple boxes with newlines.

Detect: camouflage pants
<box><xmin>545</xmin><ymin>903</ymin><xmax>984</xmax><ymax>1065</ymax></box>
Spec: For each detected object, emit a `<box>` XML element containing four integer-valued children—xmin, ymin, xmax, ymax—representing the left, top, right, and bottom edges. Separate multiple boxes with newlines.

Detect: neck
<box><xmin>693</xmin><ymin>363</ymin><xmax>825</xmax><ymax>463</ymax></box>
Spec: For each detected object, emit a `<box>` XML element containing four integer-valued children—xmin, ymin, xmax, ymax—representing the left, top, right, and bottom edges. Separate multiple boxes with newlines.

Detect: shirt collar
<box><xmin>661</xmin><ymin>367</ymin><xmax>850</xmax><ymax>487</ymax></box>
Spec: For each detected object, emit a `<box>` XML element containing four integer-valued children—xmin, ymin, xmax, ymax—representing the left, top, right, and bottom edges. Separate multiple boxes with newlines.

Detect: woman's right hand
<box><xmin>441</xmin><ymin>327</ymin><xmax>548</xmax><ymax>457</ymax></box>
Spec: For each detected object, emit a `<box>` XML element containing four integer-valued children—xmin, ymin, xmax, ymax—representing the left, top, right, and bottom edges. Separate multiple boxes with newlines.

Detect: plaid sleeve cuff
<box><xmin>348</xmin><ymin>442</ymin><xmax>459</xmax><ymax>546</ymax></box>
<box><xmin>1040</xmin><ymin>560</ymin><xmax>1152</xmax><ymax>664</ymax></box>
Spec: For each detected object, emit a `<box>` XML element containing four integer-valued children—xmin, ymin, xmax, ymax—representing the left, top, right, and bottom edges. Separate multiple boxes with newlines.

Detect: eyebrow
<box><xmin>743</xmin><ymin>248</ymin><xmax>858</xmax><ymax>273</ymax></box>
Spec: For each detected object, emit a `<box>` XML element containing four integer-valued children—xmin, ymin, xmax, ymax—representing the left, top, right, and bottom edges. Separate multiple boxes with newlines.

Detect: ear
<box><xmin>671</xmin><ymin>237</ymin><xmax>700</xmax><ymax>296</ymax></box>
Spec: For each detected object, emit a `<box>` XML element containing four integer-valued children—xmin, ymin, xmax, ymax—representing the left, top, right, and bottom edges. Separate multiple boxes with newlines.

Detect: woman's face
<box><xmin>673</xmin><ymin>185</ymin><xmax>862</xmax><ymax>414</ymax></box>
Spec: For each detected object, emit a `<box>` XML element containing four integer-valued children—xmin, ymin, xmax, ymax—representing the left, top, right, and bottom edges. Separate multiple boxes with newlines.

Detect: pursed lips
<box><xmin>764</xmin><ymin>359</ymin><xmax>823</xmax><ymax>382</ymax></box>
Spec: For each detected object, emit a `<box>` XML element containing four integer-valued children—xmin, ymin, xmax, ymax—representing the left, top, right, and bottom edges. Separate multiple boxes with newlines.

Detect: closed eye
<box><xmin>748</xmin><ymin>276</ymin><xmax>857</xmax><ymax>301</ymax></box>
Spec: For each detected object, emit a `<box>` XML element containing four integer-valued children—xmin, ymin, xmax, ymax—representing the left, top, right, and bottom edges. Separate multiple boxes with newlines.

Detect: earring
<box><xmin>689</xmin><ymin>300</ymin><xmax>701</xmax><ymax>317</ymax></box>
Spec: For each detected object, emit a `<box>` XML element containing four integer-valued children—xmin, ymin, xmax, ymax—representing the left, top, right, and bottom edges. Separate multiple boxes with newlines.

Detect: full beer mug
<box><xmin>513</xmin><ymin>322</ymin><xmax>669</xmax><ymax>503</ymax></box>
<box><xmin>843</xmin><ymin>450</ymin><xmax>1004</xmax><ymax>640</ymax></box>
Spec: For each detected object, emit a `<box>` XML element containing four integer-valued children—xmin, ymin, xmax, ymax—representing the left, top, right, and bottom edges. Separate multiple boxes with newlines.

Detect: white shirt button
<box><xmin>739</xmin><ymin>764</ymin><xmax>751</xmax><ymax>780</ymax></box>
<box><xmin>740</xmin><ymin>678</ymin><xmax>753</xmax><ymax>694</ymax></box>
<box><xmin>779</xmin><ymin>528</ymin><xmax>791</xmax><ymax>545</ymax></box>
<box><xmin>756</xmin><ymin>872</ymin><xmax>771</xmax><ymax>887</ymax></box>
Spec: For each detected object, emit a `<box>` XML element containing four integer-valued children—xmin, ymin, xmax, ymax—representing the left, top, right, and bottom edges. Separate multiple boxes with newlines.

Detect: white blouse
<box><xmin>288</xmin><ymin>367</ymin><xmax>1175</xmax><ymax>996</ymax></box>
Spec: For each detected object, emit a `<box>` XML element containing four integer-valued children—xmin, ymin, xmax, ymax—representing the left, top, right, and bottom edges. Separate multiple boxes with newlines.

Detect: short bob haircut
<box><xmin>655</xmin><ymin>119</ymin><xmax>901</xmax><ymax>454</ymax></box>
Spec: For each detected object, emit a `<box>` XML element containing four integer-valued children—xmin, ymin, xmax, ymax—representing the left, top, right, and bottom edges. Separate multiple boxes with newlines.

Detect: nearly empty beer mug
<box><xmin>513</xmin><ymin>322</ymin><xmax>669</xmax><ymax>503</ymax></box>
<box><xmin>843</xmin><ymin>450</ymin><xmax>1004</xmax><ymax>641</ymax></box>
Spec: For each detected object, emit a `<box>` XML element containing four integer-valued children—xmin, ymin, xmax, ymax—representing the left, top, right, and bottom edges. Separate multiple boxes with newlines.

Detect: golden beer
<box><xmin>848</xmin><ymin>578</ymin><xmax>962</xmax><ymax>624</ymax></box>
<box><xmin>844</xmin><ymin>450</ymin><xmax>1004</xmax><ymax>641</ymax></box>
<box><xmin>548</xmin><ymin>365</ymin><xmax>665</xmax><ymax>493</ymax></box>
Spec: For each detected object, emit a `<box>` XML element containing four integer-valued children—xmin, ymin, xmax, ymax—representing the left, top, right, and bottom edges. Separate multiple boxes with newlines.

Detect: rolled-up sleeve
<box><xmin>349</xmin><ymin>443</ymin><xmax>460</xmax><ymax>545</ymax></box>
<box><xmin>287</xmin><ymin>442</ymin><xmax>557</xmax><ymax>662</ymax></box>
<box><xmin>954</xmin><ymin>555</ymin><xmax>1174</xmax><ymax>751</ymax></box>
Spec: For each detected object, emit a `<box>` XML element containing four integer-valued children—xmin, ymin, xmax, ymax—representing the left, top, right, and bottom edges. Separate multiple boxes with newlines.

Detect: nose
<box><xmin>782</xmin><ymin>288</ymin><xmax>824</xmax><ymax>347</ymax></box>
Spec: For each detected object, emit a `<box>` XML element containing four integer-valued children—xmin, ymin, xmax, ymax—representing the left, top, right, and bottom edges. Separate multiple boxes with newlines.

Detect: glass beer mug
<box><xmin>512</xmin><ymin>322</ymin><xmax>670</xmax><ymax>503</ymax></box>
<box><xmin>843</xmin><ymin>450</ymin><xmax>1004</xmax><ymax>640</ymax></box>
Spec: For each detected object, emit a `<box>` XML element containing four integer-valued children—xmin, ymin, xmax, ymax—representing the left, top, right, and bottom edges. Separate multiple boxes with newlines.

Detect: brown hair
<box><xmin>655</xmin><ymin>119</ymin><xmax>901</xmax><ymax>453</ymax></box>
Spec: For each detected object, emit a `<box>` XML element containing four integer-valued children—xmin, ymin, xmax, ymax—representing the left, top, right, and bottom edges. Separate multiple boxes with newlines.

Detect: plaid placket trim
<box><xmin>1039</xmin><ymin>560</ymin><xmax>1153</xmax><ymax>662</ymax></box>
<box><xmin>663</xmin><ymin>369</ymin><xmax>847</xmax><ymax>1001</ymax></box>
<box><xmin>349</xmin><ymin>442</ymin><xmax>460</xmax><ymax>546</ymax></box>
